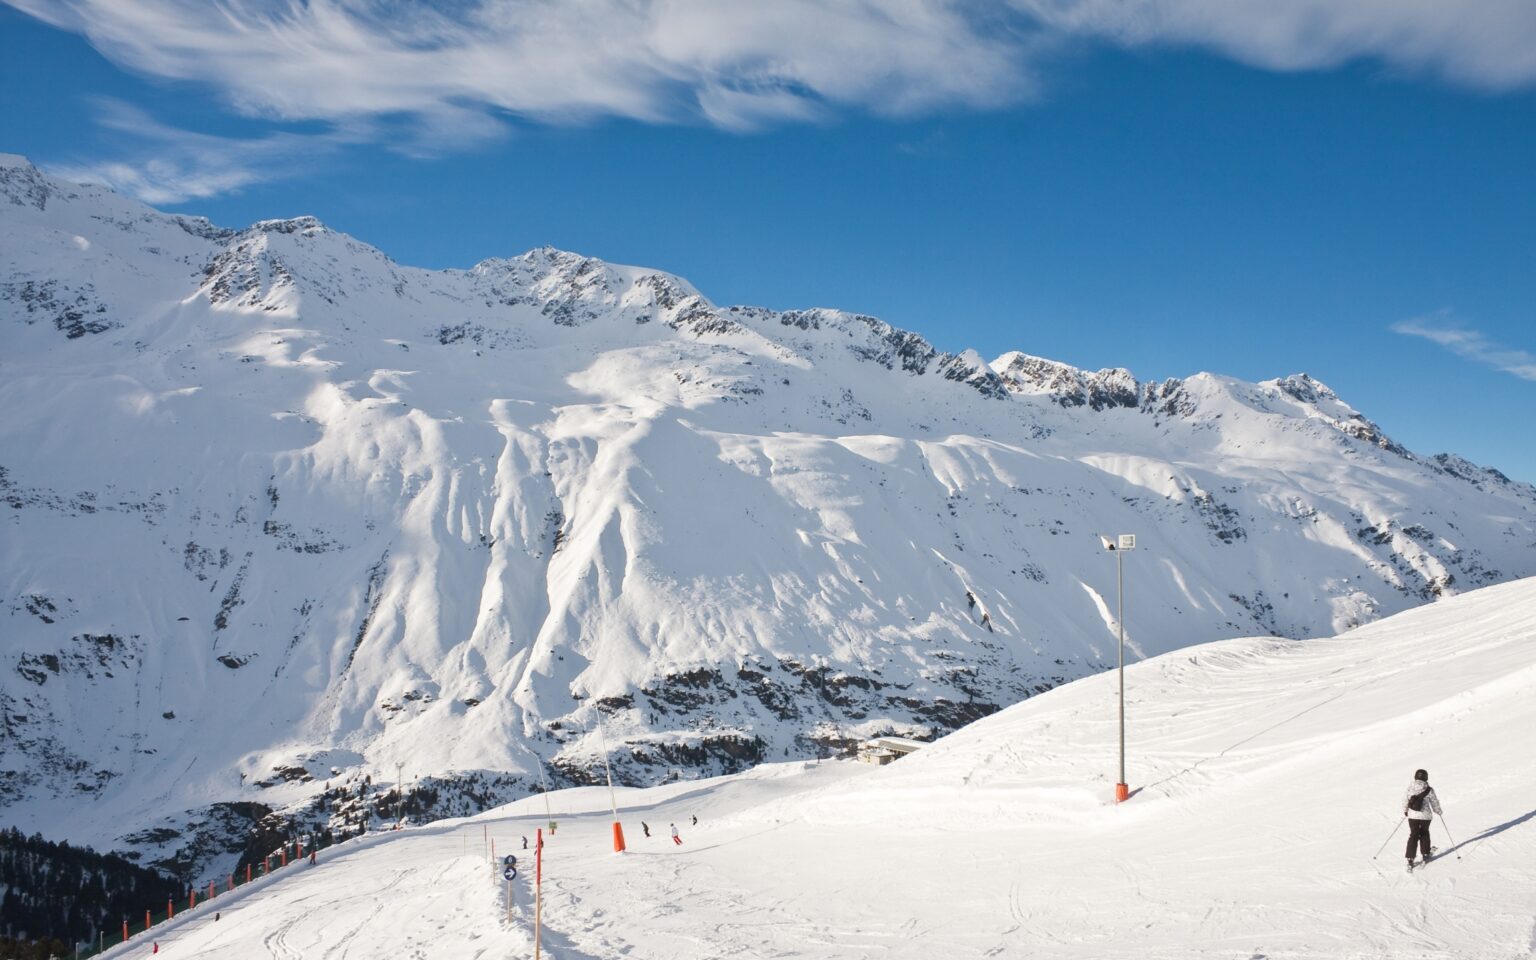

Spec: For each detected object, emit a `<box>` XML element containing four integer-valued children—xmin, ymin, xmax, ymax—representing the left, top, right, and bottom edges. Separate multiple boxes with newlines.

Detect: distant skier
<box><xmin>691</xmin><ymin>814</ymin><xmax>697</xmax><ymax>826</ymax></box>
<box><xmin>308</xmin><ymin>849</ymin><xmax>317</xmax><ymax>866</ymax></box>
<box><xmin>522</xmin><ymin>835</ymin><xmax>528</xmax><ymax>850</ymax></box>
<box><xmin>1403</xmin><ymin>768</ymin><xmax>1443</xmax><ymax>871</ymax></box>
<box><xmin>670</xmin><ymin>823</ymin><xmax>682</xmax><ymax>846</ymax></box>
<box><xmin>641</xmin><ymin>821</ymin><xmax>650</xmax><ymax>838</ymax></box>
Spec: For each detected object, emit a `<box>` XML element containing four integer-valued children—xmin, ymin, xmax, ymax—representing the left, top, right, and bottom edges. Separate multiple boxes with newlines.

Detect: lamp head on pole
<box><xmin>1099</xmin><ymin>534</ymin><xmax>1137</xmax><ymax>552</ymax></box>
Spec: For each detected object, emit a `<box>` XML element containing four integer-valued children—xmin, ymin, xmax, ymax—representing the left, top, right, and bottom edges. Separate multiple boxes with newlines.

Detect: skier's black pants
<box><xmin>1405</xmin><ymin>818</ymin><xmax>1432</xmax><ymax>861</ymax></box>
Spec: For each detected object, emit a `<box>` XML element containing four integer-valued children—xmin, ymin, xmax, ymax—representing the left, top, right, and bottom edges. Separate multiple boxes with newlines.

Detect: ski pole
<box><xmin>1372</xmin><ymin>818</ymin><xmax>1404</xmax><ymax>859</ymax></box>
<box><xmin>1439</xmin><ymin>815</ymin><xmax>1456</xmax><ymax>847</ymax></box>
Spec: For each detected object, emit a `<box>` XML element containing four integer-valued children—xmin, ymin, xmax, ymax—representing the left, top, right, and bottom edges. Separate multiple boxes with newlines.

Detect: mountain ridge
<box><xmin>2</xmin><ymin>154</ymin><xmax>1533</xmax><ymax>880</ymax></box>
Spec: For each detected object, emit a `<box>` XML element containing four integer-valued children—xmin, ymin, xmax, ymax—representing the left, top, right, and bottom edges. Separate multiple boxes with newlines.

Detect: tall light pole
<box><xmin>536</xmin><ymin>757</ymin><xmax>555</xmax><ymax>834</ymax></box>
<box><xmin>596</xmin><ymin>714</ymin><xmax>626</xmax><ymax>852</ymax></box>
<box><xmin>1099</xmin><ymin>533</ymin><xmax>1136</xmax><ymax>803</ymax></box>
<box><xmin>395</xmin><ymin>761</ymin><xmax>405</xmax><ymax>827</ymax></box>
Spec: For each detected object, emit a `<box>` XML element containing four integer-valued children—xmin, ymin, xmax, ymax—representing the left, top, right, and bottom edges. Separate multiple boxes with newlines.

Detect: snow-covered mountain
<box><xmin>2</xmin><ymin>153</ymin><xmax>1533</xmax><ymax>876</ymax></box>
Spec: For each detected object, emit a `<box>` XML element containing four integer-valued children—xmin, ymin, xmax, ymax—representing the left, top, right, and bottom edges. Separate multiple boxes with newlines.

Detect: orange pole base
<box><xmin>612</xmin><ymin>821</ymin><xmax>626</xmax><ymax>853</ymax></box>
<box><xmin>1115</xmin><ymin>782</ymin><xmax>1130</xmax><ymax>803</ymax></box>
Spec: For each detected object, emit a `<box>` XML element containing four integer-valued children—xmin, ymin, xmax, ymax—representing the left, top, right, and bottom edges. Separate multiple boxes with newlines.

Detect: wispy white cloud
<box><xmin>1011</xmin><ymin>0</ymin><xmax>1536</xmax><ymax>90</ymax></box>
<box><xmin>45</xmin><ymin>100</ymin><xmax>360</xmax><ymax>204</ymax></box>
<box><xmin>7</xmin><ymin>0</ymin><xmax>1036</xmax><ymax>130</ymax></box>
<box><xmin>1392</xmin><ymin>314</ymin><xmax>1536</xmax><ymax>382</ymax></box>
<box><xmin>10</xmin><ymin>0</ymin><xmax>1536</xmax><ymax>201</ymax></box>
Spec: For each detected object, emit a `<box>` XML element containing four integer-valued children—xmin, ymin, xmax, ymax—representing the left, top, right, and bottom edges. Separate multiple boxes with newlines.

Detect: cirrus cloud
<box><xmin>1011</xmin><ymin>0</ymin><xmax>1536</xmax><ymax>91</ymax></box>
<box><xmin>14</xmin><ymin>0</ymin><xmax>1536</xmax><ymax>134</ymax></box>
<box><xmin>1392</xmin><ymin>314</ymin><xmax>1536</xmax><ymax>382</ymax></box>
<box><xmin>7</xmin><ymin>0</ymin><xmax>1038</xmax><ymax>131</ymax></box>
<box><xmin>9</xmin><ymin>0</ymin><xmax>1536</xmax><ymax>203</ymax></box>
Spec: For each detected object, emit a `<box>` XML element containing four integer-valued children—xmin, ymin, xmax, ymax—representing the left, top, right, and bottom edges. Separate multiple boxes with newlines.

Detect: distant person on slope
<box><xmin>1403</xmin><ymin>768</ymin><xmax>1443</xmax><ymax>871</ymax></box>
<box><xmin>642</xmin><ymin>821</ymin><xmax>651</xmax><ymax>838</ymax></box>
<box><xmin>670</xmin><ymin>823</ymin><xmax>682</xmax><ymax>846</ymax></box>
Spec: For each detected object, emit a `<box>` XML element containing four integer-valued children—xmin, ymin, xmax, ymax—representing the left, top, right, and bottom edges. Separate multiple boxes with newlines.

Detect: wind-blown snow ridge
<box><xmin>2</xmin><ymin>155</ymin><xmax>1534</xmax><ymax>880</ymax></box>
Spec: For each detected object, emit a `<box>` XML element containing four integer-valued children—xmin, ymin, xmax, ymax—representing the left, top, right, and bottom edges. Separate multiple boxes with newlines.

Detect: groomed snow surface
<box><xmin>105</xmin><ymin>578</ymin><xmax>1536</xmax><ymax>959</ymax></box>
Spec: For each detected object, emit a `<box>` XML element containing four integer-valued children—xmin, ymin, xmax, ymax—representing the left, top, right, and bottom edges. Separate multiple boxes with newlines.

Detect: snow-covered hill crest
<box><xmin>2</xmin><ymin>155</ymin><xmax>1533</xmax><ymax>876</ymax></box>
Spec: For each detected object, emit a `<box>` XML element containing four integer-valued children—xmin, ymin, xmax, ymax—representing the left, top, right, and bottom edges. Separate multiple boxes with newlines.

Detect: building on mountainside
<box><xmin>858</xmin><ymin>736</ymin><xmax>928</xmax><ymax>765</ymax></box>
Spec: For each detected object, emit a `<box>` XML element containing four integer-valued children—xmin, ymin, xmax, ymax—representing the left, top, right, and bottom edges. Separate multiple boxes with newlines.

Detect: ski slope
<box><xmin>108</xmin><ymin>577</ymin><xmax>1536</xmax><ymax>959</ymax></box>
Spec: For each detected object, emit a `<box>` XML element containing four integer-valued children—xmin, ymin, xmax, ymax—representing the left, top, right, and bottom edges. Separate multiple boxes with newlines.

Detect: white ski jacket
<box><xmin>1403</xmin><ymin>780</ymin><xmax>1442</xmax><ymax>821</ymax></box>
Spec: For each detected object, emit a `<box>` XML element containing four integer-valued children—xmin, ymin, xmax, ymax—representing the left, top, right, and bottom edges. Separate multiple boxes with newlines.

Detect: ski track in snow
<box><xmin>90</xmin><ymin>579</ymin><xmax>1536</xmax><ymax>959</ymax></box>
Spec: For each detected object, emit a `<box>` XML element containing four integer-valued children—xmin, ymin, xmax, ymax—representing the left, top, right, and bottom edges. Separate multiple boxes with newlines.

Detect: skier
<box><xmin>1403</xmin><ymin>768</ymin><xmax>1443</xmax><ymax>871</ymax></box>
<box><xmin>308</xmin><ymin>849</ymin><xmax>317</xmax><ymax>866</ymax></box>
<box><xmin>691</xmin><ymin>814</ymin><xmax>697</xmax><ymax>826</ymax></box>
<box><xmin>670</xmin><ymin>823</ymin><xmax>682</xmax><ymax>846</ymax></box>
<box><xmin>641</xmin><ymin>821</ymin><xmax>650</xmax><ymax>838</ymax></box>
<box><xmin>522</xmin><ymin>835</ymin><xmax>528</xmax><ymax>850</ymax></box>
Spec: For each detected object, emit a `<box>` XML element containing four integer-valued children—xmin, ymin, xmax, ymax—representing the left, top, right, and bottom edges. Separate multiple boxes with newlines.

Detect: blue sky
<box><xmin>3</xmin><ymin>1</ymin><xmax>1534</xmax><ymax>482</ymax></box>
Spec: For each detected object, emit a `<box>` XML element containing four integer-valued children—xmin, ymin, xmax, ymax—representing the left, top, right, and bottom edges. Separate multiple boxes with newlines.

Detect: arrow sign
<box><xmin>503</xmin><ymin>865</ymin><xmax>518</xmax><ymax>881</ymax></box>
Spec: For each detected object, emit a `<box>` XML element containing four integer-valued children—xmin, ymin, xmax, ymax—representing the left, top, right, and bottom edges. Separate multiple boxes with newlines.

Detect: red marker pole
<box><xmin>535</xmin><ymin>828</ymin><xmax>543</xmax><ymax>960</ymax></box>
<box><xmin>280</xmin><ymin>846</ymin><xmax>288</xmax><ymax>867</ymax></box>
<box><xmin>208</xmin><ymin>879</ymin><xmax>215</xmax><ymax>900</ymax></box>
<box><xmin>123</xmin><ymin>919</ymin><xmax>129</xmax><ymax>942</ymax></box>
<box><xmin>246</xmin><ymin>863</ymin><xmax>252</xmax><ymax>884</ymax></box>
<box><xmin>145</xmin><ymin>909</ymin><xmax>151</xmax><ymax>932</ymax></box>
<box><xmin>167</xmin><ymin>899</ymin><xmax>174</xmax><ymax>919</ymax></box>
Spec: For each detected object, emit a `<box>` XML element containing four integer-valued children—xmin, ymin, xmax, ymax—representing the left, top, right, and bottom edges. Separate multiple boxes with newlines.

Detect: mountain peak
<box><xmin>0</xmin><ymin>153</ymin><xmax>34</xmax><ymax>170</ymax></box>
<box><xmin>991</xmin><ymin>351</ymin><xmax>1140</xmax><ymax>410</ymax></box>
<box><xmin>1270</xmin><ymin>372</ymin><xmax>1340</xmax><ymax>404</ymax></box>
<box><xmin>251</xmin><ymin>215</ymin><xmax>329</xmax><ymax>236</ymax></box>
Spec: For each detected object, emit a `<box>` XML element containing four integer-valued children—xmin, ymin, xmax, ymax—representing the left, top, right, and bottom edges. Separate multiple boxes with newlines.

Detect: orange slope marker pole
<box><xmin>535</xmin><ymin>828</ymin><xmax>543</xmax><ymax>960</ymax></box>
